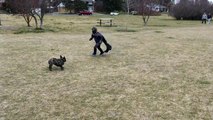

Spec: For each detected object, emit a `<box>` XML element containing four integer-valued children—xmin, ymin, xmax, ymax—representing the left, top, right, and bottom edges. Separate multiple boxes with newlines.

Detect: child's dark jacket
<box><xmin>90</xmin><ymin>32</ymin><xmax>104</xmax><ymax>43</ymax></box>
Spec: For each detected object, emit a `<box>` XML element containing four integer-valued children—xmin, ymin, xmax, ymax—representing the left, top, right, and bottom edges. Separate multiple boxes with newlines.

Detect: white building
<box><xmin>81</xmin><ymin>0</ymin><xmax>95</xmax><ymax>12</ymax></box>
<box><xmin>171</xmin><ymin>0</ymin><xmax>180</xmax><ymax>4</ymax></box>
<box><xmin>57</xmin><ymin>0</ymin><xmax>95</xmax><ymax>12</ymax></box>
<box><xmin>0</xmin><ymin>0</ymin><xmax>5</xmax><ymax>3</ymax></box>
<box><xmin>0</xmin><ymin>0</ymin><xmax>5</xmax><ymax>8</ymax></box>
<box><xmin>172</xmin><ymin>0</ymin><xmax>212</xmax><ymax>4</ymax></box>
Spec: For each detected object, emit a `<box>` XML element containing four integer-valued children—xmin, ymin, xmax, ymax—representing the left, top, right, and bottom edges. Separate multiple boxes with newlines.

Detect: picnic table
<box><xmin>97</xmin><ymin>18</ymin><xmax>114</xmax><ymax>27</ymax></box>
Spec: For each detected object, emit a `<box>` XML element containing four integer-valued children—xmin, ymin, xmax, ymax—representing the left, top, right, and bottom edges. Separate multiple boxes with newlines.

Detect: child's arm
<box><xmin>89</xmin><ymin>34</ymin><xmax>94</xmax><ymax>41</ymax></box>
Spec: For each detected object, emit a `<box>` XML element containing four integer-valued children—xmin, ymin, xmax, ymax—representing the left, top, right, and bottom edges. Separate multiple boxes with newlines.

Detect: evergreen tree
<box><xmin>102</xmin><ymin>0</ymin><xmax>123</xmax><ymax>13</ymax></box>
<box><xmin>62</xmin><ymin>0</ymin><xmax>87</xmax><ymax>13</ymax></box>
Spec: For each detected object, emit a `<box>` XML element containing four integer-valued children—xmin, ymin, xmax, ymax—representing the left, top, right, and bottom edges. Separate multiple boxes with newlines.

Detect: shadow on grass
<box><xmin>45</xmin><ymin>67</ymin><xmax>66</xmax><ymax>72</ymax></box>
<box><xmin>95</xmin><ymin>25</ymin><xmax>118</xmax><ymax>27</ymax></box>
<box><xmin>89</xmin><ymin>53</ymin><xmax>112</xmax><ymax>58</ymax></box>
<box><xmin>155</xmin><ymin>31</ymin><xmax>164</xmax><ymax>33</ymax></box>
<box><xmin>116</xmin><ymin>27</ymin><xmax>138</xmax><ymax>32</ymax></box>
<box><xmin>167</xmin><ymin>36</ymin><xmax>175</xmax><ymax>39</ymax></box>
<box><xmin>148</xmin><ymin>24</ymin><xmax>169</xmax><ymax>27</ymax></box>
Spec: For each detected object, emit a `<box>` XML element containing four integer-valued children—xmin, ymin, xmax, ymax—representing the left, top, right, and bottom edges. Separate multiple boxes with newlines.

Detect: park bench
<box><xmin>97</xmin><ymin>18</ymin><xmax>114</xmax><ymax>27</ymax></box>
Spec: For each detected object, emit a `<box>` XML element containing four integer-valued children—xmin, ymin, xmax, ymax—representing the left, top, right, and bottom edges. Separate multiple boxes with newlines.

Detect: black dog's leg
<box><xmin>60</xmin><ymin>66</ymin><xmax>64</xmax><ymax>70</ymax></box>
<box><xmin>49</xmin><ymin>64</ymin><xmax>53</xmax><ymax>71</ymax></box>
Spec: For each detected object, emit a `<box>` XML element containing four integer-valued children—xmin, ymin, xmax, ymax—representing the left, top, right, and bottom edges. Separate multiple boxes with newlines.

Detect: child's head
<box><xmin>92</xmin><ymin>27</ymin><xmax>97</xmax><ymax>34</ymax></box>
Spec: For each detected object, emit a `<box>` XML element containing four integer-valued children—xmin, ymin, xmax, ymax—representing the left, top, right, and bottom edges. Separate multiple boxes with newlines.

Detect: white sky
<box><xmin>209</xmin><ymin>0</ymin><xmax>213</xmax><ymax>2</ymax></box>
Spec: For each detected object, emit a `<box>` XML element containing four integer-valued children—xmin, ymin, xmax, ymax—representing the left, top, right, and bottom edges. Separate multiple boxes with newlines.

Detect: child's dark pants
<box><xmin>93</xmin><ymin>43</ymin><xmax>104</xmax><ymax>55</ymax></box>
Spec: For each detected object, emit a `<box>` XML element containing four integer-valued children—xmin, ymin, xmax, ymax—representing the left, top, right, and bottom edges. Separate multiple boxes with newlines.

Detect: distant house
<box><xmin>171</xmin><ymin>0</ymin><xmax>210</xmax><ymax>4</ymax></box>
<box><xmin>0</xmin><ymin>0</ymin><xmax>5</xmax><ymax>8</ymax></box>
<box><xmin>57</xmin><ymin>0</ymin><xmax>95</xmax><ymax>13</ymax></box>
<box><xmin>57</xmin><ymin>2</ymin><xmax>66</xmax><ymax>13</ymax></box>
<box><xmin>152</xmin><ymin>4</ymin><xmax>168</xmax><ymax>12</ymax></box>
<box><xmin>171</xmin><ymin>0</ymin><xmax>180</xmax><ymax>4</ymax></box>
<box><xmin>81</xmin><ymin>0</ymin><xmax>95</xmax><ymax>12</ymax></box>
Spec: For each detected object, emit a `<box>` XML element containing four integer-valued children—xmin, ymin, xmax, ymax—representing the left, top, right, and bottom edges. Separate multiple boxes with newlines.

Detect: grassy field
<box><xmin>0</xmin><ymin>13</ymin><xmax>213</xmax><ymax>120</ymax></box>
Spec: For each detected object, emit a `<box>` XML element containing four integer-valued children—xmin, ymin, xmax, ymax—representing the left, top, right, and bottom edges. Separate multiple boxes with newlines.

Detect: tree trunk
<box><xmin>39</xmin><ymin>0</ymin><xmax>46</xmax><ymax>29</ymax></box>
<box><xmin>33</xmin><ymin>11</ymin><xmax>44</xmax><ymax>29</ymax></box>
<box><xmin>126</xmin><ymin>0</ymin><xmax>130</xmax><ymax>14</ymax></box>
<box><xmin>26</xmin><ymin>16</ymin><xmax>32</xmax><ymax>27</ymax></box>
<box><xmin>39</xmin><ymin>17</ymin><xmax>43</xmax><ymax>29</ymax></box>
<box><xmin>32</xmin><ymin>15</ymin><xmax>38</xmax><ymax>28</ymax></box>
<box><xmin>23</xmin><ymin>15</ymin><xmax>32</xmax><ymax>27</ymax></box>
<box><xmin>27</xmin><ymin>22</ymin><xmax>31</xmax><ymax>27</ymax></box>
<box><xmin>142</xmin><ymin>15</ymin><xmax>150</xmax><ymax>26</ymax></box>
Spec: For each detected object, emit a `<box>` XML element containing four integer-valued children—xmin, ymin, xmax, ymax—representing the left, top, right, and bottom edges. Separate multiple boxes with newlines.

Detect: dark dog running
<box><xmin>48</xmin><ymin>55</ymin><xmax>66</xmax><ymax>71</ymax></box>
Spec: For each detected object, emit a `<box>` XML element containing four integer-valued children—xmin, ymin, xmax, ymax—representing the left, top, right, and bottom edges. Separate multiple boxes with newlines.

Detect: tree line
<box><xmin>1</xmin><ymin>0</ymin><xmax>172</xmax><ymax>27</ymax></box>
<box><xmin>171</xmin><ymin>0</ymin><xmax>213</xmax><ymax>20</ymax></box>
<box><xmin>1</xmin><ymin>0</ymin><xmax>213</xmax><ymax>29</ymax></box>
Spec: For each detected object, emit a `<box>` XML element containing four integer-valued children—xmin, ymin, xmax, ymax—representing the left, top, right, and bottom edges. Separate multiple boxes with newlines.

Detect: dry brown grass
<box><xmin>0</xmin><ymin>13</ymin><xmax>213</xmax><ymax>120</ymax></box>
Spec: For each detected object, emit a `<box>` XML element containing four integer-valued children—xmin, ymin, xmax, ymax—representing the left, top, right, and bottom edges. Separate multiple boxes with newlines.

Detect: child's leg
<box><xmin>95</xmin><ymin>43</ymin><xmax>103</xmax><ymax>55</ymax></box>
<box><xmin>93</xmin><ymin>45</ymin><xmax>97</xmax><ymax>55</ymax></box>
<box><xmin>97</xmin><ymin>45</ymin><xmax>104</xmax><ymax>55</ymax></box>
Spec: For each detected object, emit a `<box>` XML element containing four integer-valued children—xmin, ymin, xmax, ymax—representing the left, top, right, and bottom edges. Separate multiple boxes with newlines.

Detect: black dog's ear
<box><xmin>60</xmin><ymin>55</ymin><xmax>62</xmax><ymax>59</ymax></box>
<box><xmin>63</xmin><ymin>56</ymin><xmax>66</xmax><ymax>62</ymax></box>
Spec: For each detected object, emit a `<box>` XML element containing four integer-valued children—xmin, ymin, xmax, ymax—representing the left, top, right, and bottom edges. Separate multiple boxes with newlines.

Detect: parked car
<box><xmin>131</xmin><ymin>11</ymin><xmax>138</xmax><ymax>15</ymax></box>
<box><xmin>78</xmin><ymin>10</ymin><xmax>92</xmax><ymax>15</ymax></box>
<box><xmin>110</xmin><ymin>12</ymin><xmax>119</xmax><ymax>16</ymax></box>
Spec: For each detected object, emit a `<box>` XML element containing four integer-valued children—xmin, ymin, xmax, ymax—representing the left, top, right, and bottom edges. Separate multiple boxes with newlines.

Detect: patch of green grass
<box><xmin>198</xmin><ymin>80</ymin><xmax>211</xmax><ymax>85</ymax></box>
<box><xmin>14</xmin><ymin>27</ymin><xmax>55</xmax><ymax>34</ymax></box>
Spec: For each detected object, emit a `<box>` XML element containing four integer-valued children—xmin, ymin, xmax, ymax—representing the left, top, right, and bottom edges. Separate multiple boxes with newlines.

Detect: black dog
<box><xmin>48</xmin><ymin>55</ymin><xmax>66</xmax><ymax>71</ymax></box>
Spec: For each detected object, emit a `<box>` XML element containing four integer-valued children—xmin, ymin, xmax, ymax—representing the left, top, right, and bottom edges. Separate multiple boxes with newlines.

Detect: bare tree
<box><xmin>32</xmin><ymin>0</ymin><xmax>48</xmax><ymax>29</ymax></box>
<box><xmin>133</xmin><ymin>0</ymin><xmax>159</xmax><ymax>26</ymax></box>
<box><xmin>126</xmin><ymin>0</ymin><xmax>136</xmax><ymax>14</ymax></box>
<box><xmin>7</xmin><ymin>0</ymin><xmax>34</xmax><ymax>27</ymax></box>
<box><xmin>126</xmin><ymin>0</ymin><xmax>130</xmax><ymax>14</ymax></box>
<box><xmin>5</xmin><ymin>0</ymin><xmax>48</xmax><ymax>29</ymax></box>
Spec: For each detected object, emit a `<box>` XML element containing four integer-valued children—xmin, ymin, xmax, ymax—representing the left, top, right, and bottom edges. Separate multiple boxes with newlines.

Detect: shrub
<box><xmin>171</xmin><ymin>0</ymin><xmax>213</xmax><ymax>20</ymax></box>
